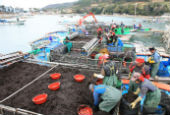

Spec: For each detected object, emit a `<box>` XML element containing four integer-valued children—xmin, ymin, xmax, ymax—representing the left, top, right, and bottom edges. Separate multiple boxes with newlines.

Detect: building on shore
<box><xmin>151</xmin><ymin>0</ymin><xmax>165</xmax><ymax>2</ymax></box>
<box><xmin>0</xmin><ymin>5</ymin><xmax>24</xmax><ymax>13</ymax></box>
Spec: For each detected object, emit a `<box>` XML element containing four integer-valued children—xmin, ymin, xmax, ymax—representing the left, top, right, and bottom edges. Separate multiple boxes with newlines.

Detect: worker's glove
<box><xmin>130</xmin><ymin>102</ymin><xmax>137</xmax><ymax>109</ymax></box>
<box><xmin>93</xmin><ymin>73</ymin><xmax>104</xmax><ymax>79</ymax></box>
<box><xmin>148</xmin><ymin>57</ymin><xmax>155</xmax><ymax>64</ymax></box>
<box><xmin>133</xmin><ymin>88</ymin><xmax>140</xmax><ymax>95</ymax></box>
<box><xmin>130</xmin><ymin>96</ymin><xmax>142</xmax><ymax>109</ymax></box>
<box><xmin>93</xmin><ymin>73</ymin><xmax>98</xmax><ymax>77</ymax></box>
<box><xmin>128</xmin><ymin>72</ymin><xmax>132</xmax><ymax>80</ymax></box>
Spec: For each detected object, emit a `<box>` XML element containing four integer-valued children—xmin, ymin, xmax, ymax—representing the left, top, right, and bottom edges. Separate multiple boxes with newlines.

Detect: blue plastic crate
<box><xmin>107</xmin><ymin>46</ymin><xmax>122</xmax><ymax>52</ymax></box>
<box><xmin>157</xmin><ymin>62</ymin><xmax>170</xmax><ymax>77</ymax></box>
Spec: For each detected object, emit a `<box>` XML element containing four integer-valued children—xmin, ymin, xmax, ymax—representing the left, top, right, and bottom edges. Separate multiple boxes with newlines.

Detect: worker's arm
<box><xmin>129</xmin><ymin>62</ymin><xmax>135</xmax><ymax>73</ymax></box>
<box><xmin>133</xmin><ymin>88</ymin><xmax>140</xmax><ymax>95</ymax></box>
<box><xmin>93</xmin><ymin>73</ymin><xmax>104</xmax><ymax>79</ymax></box>
<box><xmin>93</xmin><ymin>91</ymin><xmax>99</xmax><ymax>106</ymax></box>
<box><xmin>131</xmin><ymin>86</ymin><xmax>148</xmax><ymax>108</ymax></box>
<box><xmin>149</xmin><ymin>53</ymin><xmax>160</xmax><ymax>63</ymax></box>
<box><xmin>128</xmin><ymin>72</ymin><xmax>132</xmax><ymax>79</ymax></box>
<box><xmin>144</xmin><ymin>66</ymin><xmax>151</xmax><ymax>79</ymax></box>
<box><xmin>130</xmin><ymin>96</ymin><xmax>142</xmax><ymax>109</ymax></box>
<box><xmin>148</xmin><ymin>57</ymin><xmax>155</xmax><ymax>63</ymax></box>
<box><xmin>93</xmin><ymin>85</ymin><xmax>106</xmax><ymax>106</ymax></box>
<box><xmin>128</xmin><ymin>63</ymin><xmax>134</xmax><ymax>79</ymax></box>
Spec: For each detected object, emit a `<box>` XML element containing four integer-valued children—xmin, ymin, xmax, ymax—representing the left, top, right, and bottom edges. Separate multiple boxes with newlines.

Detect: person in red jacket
<box><xmin>128</xmin><ymin>58</ymin><xmax>150</xmax><ymax>92</ymax></box>
<box><xmin>97</xmin><ymin>26</ymin><xmax>103</xmax><ymax>43</ymax></box>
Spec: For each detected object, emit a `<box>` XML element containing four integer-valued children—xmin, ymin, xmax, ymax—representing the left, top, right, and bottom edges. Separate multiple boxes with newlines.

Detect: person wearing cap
<box><xmin>89</xmin><ymin>84</ymin><xmax>122</xmax><ymax>112</ymax></box>
<box><xmin>148</xmin><ymin>47</ymin><xmax>160</xmax><ymax>79</ymax></box>
<box><xmin>130</xmin><ymin>72</ymin><xmax>161</xmax><ymax>110</ymax></box>
<box><xmin>128</xmin><ymin>58</ymin><xmax>150</xmax><ymax>92</ymax></box>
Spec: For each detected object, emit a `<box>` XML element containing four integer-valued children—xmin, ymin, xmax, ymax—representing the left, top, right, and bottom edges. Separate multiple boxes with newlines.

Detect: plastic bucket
<box><xmin>32</xmin><ymin>93</ymin><xmax>48</xmax><ymax>105</ymax></box>
<box><xmin>50</xmin><ymin>73</ymin><xmax>61</xmax><ymax>80</ymax></box>
<box><xmin>77</xmin><ymin>105</ymin><xmax>93</xmax><ymax>115</ymax></box>
<box><xmin>74</xmin><ymin>74</ymin><xmax>85</xmax><ymax>82</ymax></box>
<box><xmin>48</xmin><ymin>82</ymin><xmax>60</xmax><ymax>91</ymax></box>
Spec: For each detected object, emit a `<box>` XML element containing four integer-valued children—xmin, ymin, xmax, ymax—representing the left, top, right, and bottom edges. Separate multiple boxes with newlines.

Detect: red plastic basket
<box><xmin>50</xmin><ymin>73</ymin><xmax>61</xmax><ymax>80</ymax></box>
<box><xmin>32</xmin><ymin>93</ymin><xmax>48</xmax><ymax>105</ymax></box>
<box><xmin>74</xmin><ymin>74</ymin><xmax>85</xmax><ymax>82</ymax></box>
<box><xmin>48</xmin><ymin>82</ymin><xmax>60</xmax><ymax>91</ymax></box>
<box><xmin>78</xmin><ymin>105</ymin><xmax>93</xmax><ymax>115</ymax></box>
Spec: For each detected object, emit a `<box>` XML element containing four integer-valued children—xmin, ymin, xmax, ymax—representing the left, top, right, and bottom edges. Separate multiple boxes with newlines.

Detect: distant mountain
<box><xmin>73</xmin><ymin>0</ymin><xmax>170</xmax><ymax>16</ymax></box>
<box><xmin>43</xmin><ymin>2</ymin><xmax>76</xmax><ymax>9</ymax></box>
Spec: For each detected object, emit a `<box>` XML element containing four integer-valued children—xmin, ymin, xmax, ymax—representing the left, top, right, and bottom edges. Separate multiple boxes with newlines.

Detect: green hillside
<box><xmin>72</xmin><ymin>0</ymin><xmax>170</xmax><ymax>16</ymax></box>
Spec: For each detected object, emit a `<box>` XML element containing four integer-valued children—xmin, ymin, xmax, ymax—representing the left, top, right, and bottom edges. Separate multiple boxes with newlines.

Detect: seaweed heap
<box><xmin>2</xmin><ymin>67</ymin><xmax>109</xmax><ymax>115</ymax></box>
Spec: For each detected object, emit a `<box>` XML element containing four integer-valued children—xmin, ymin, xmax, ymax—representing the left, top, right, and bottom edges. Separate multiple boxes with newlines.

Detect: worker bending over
<box><xmin>129</xmin><ymin>58</ymin><xmax>150</xmax><ymax>92</ymax></box>
<box><xmin>148</xmin><ymin>47</ymin><xmax>160</xmax><ymax>79</ymax></box>
<box><xmin>107</xmin><ymin>32</ymin><xmax>123</xmax><ymax>48</ymax></box>
<box><xmin>89</xmin><ymin>84</ymin><xmax>122</xmax><ymax>113</ymax></box>
<box><xmin>94</xmin><ymin>60</ymin><xmax>122</xmax><ymax>88</ymax></box>
<box><xmin>130</xmin><ymin>72</ymin><xmax>161</xmax><ymax>111</ymax></box>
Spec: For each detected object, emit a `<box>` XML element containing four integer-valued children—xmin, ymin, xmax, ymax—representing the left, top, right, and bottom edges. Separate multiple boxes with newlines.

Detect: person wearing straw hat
<box><xmin>130</xmin><ymin>72</ymin><xmax>161</xmax><ymax>110</ymax></box>
<box><xmin>128</xmin><ymin>58</ymin><xmax>150</xmax><ymax>93</ymax></box>
<box><xmin>89</xmin><ymin>84</ymin><xmax>122</xmax><ymax>113</ymax></box>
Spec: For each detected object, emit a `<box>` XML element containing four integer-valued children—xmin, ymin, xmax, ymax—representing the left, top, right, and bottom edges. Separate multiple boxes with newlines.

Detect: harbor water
<box><xmin>0</xmin><ymin>14</ymin><xmax>168</xmax><ymax>54</ymax></box>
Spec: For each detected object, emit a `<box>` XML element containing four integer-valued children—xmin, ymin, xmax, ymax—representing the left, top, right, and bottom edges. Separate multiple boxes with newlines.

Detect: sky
<box><xmin>0</xmin><ymin>0</ymin><xmax>78</xmax><ymax>9</ymax></box>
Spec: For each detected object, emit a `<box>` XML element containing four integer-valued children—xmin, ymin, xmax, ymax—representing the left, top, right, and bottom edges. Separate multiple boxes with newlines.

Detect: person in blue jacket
<box><xmin>148</xmin><ymin>47</ymin><xmax>160</xmax><ymax>79</ymax></box>
<box><xmin>89</xmin><ymin>84</ymin><xmax>122</xmax><ymax>113</ymax></box>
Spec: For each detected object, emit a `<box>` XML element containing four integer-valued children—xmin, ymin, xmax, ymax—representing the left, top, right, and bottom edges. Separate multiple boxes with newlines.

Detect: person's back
<box><xmin>92</xmin><ymin>84</ymin><xmax>122</xmax><ymax>112</ymax></box>
<box><xmin>97</xmin><ymin>27</ymin><xmax>103</xmax><ymax>34</ymax></box>
<box><xmin>103</xmin><ymin>61</ymin><xmax>116</xmax><ymax>76</ymax></box>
